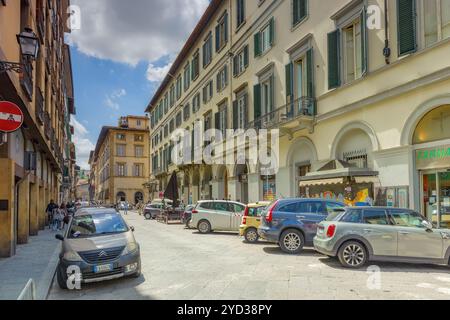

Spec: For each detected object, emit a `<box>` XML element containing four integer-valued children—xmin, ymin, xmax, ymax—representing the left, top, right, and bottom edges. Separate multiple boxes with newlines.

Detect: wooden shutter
<box><xmin>397</xmin><ymin>0</ymin><xmax>417</xmax><ymax>56</ymax></box>
<box><xmin>233</xmin><ymin>100</ymin><xmax>238</xmax><ymax>130</ymax></box>
<box><xmin>253</xmin><ymin>84</ymin><xmax>261</xmax><ymax>121</ymax></box>
<box><xmin>306</xmin><ymin>48</ymin><xmax>314</xmax><ymax>98</ymax></box>
<box><xmin>293</xmin><ymin>0</ymin><xmax>307</xmax><ymax>25</ymax></box>
<box><xmin>269</xmin><ymin>17</ymin><xmax>275</xmax><ymax>46</ymax></box>
<box><xmin>361</xmin><ymin>7</ymin><xmax>368</xmax><ymax>75</ymax></box>
<box><xmin>215</xmin><ymin>24</ymin><xmax>220</xmax><ymax>52</ymax></box>
<box><xmin>233</xmin><ymin>54</ymin><xmax>239</xmax><ymax>77</ymax></box>
<box><xmin>224</xmin><ymin>12</ymin><xmax>229</xmax><ymax>43</ymax></box>
<box><xmin>254</xmin><ymin>33</ymin><xmax>261</xmax><ymax>57</ymax></box>
<box><xmin>285</xmin><ymin>62</ymin><xmax>294</xmax><ymax>100</ymax></box>
<box><xmin>327</xmin><ymin>29</ymin><xmax>341</xmax><ymax>89</ymax></box>
<box><xmin>243</xmin><ymin>45</ymin><xmax>249</xmax><ymax>67</ymax></box>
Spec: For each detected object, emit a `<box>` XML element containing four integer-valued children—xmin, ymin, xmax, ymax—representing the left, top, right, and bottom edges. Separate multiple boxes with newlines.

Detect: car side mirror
<box><xmin>421</xmin><ymin>220</ymin><xmax>433</xmax><ymax>231</ymax></box>
<box><xmin>55</xmin><ymin>234</ymin><xmax>64</xmax><ymax>241</ymax></box>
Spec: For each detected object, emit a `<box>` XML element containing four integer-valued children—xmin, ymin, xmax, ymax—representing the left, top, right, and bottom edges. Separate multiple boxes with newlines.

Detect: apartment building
<box><xmin>0</xmin><ymin>0</ymin><xmax>76</xmax><ymax>257</ymax></box>
<box><xmin>147</xmin><ymin>0</ymin><xmax>450</xmax><ymax>228</ymax></box>
<box><xmin>90</xmin><ymin>116</ymin><xmax>150</xmax><ymax>205</ymax></box>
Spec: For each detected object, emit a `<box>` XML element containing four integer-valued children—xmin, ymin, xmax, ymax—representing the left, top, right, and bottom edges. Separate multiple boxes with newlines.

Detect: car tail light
<box><xmin>265</xmin><ymin>201</ymin><xmax>278</xmax><ymax>223</ymax></box>
<box><xmin>326</xmin><ymin>224</ymin><xmax>336</xmax><ymax>238</ymax></box>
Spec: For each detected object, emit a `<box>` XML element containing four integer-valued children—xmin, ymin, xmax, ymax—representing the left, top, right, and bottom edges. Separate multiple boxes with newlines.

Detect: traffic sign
<box><xmin>0</xmin><ymin>101</ymin><xmax>24</xmax><ymax>133</ymax></box>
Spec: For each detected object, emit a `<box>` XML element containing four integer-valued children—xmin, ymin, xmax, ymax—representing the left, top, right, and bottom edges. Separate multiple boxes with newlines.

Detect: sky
<box><xmin>67</xmin><ymin>0</ymin><xmax>210</xmax><ymax>169</ymax></box>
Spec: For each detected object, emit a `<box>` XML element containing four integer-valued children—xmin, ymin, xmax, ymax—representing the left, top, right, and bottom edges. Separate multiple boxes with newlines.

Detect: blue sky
<box><xmin>68</xmin><ymin>0</ymin><xmax>209</xmax><ymax>169</ymax></box>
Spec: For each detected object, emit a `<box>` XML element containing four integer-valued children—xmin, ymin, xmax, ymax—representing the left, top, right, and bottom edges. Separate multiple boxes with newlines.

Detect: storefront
<box><xmin>416</xmin><ymin>145</ymin><xmax>450</xmax><ymax>228</ymax></box>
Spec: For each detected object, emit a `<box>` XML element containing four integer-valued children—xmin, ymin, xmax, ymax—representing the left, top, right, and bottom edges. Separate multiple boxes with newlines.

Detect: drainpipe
<box><xmin>383</xmin><ymin>0</ymin><xmax>391</xmax><ymax>64</ymax></box>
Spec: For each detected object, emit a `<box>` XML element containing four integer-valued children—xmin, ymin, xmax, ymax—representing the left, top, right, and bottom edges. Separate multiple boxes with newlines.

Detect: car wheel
<box><xmin>144</xmin><ymin>213</ymin><xmax>151</xmax><ymax>220</ymax></box>
<box><xmin>279</xmin><ymin>229</ymin><xmax>305</xmax><ymax>254</ymax></box>
<box><xmin>338</xmin><ymin>241</ymin><xmax>368</xmax><ymax>269</ymax></box>
<box><xmin>197</xmin><ymin>220</ymin><xmax>211</xmax><ymax>234</ymax></box>
<box><xmin>244</xmin><ymin>228</ymin><xmax>259</xmax><ymax>243</ymax></box>
<box><xmin>56</xmin><ymin>264</ymin><xmax>68</xmax><ymax>290</ymax></box>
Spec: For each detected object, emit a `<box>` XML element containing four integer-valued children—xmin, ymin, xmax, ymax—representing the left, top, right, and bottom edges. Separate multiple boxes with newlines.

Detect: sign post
<box><xmin>0</xmin><ymin>101</ymin><xmax>24</xmax><ymax>145</ymax></box>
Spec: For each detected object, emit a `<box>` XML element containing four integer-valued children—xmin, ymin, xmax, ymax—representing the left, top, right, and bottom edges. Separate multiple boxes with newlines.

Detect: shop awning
<box><xmin>299</xmin><ymin>178</ymin><xmax>345</xmax><ymax>187</ymax></box>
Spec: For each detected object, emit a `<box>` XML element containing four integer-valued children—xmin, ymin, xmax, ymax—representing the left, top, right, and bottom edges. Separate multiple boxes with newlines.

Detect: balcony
<box><xmin>35</xmin><ymin>89</ymin><xmax>45</xmax><ymax>125</ymax></box>
<box><xmin>246</xmin><ymin>97</ymin><xmax>316</xmax><ymax>134</ymax></box>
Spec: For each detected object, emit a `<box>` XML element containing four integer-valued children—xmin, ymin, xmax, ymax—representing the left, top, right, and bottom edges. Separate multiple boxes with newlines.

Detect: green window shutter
<box><xmin>361</xmin><ymin>7</ymin><xmax>368</xmax><ymax>75</ymax></box>
<box><xmin>233</xmin><ymin>55</ymin><xmax>238</xmax><ymax>77</ymax></box>
<box><xmin>293</xmin><ymin>0</ymin><xmax>307</xmax><ymax>25</ymax></box>
<box><xmin>233</xmin><ymin>100</ymin><xmax>238</xmax><ymax>130</ymax></box>
<box><xmin>216</xmin><ymin>72</ymin><xmax>221</xmax><ymax>92</ymax></box>
<box><xmin>397</xmin><ymin>0</ymin><xmax>417</xmax><ymax>56</ymax></box>
<box><xmin>243</xmin><ymin>45</ymin><xmax>249</xmax><ymax>67</ymax></box>
<box><xmin>254</xmin><ymin>33</ymin><xmax>261</xmax><ymax>57</ymax></box>
<box><xmin>253</xmin><ymin>84</ymin><xmax>261</xmax><ymax>121</ymax></box>
<box><xmin>327</xmin><ymin>29</ymin><xmax>341</xmax><ymax>89</ymax></box>
<box><xmin>224</xmin><ymin>12</ymin><xmax>229</xmax><ymax>43</ymax></box>
<box><xmin>306</xmin><ymin>48</ymin><xmax>314</xmax><ymax>98</ymax></box>
<box><xmin>285</xmin><ymin>62</ymin><xmax>294</xmax><ymax>100</ymax></box>
<box><xmin>215</xmin><ymin>25</ymin><xmax>220</xmax><ymax>52</ymax></box>
<box><xmin>269</xmin><ymin>17</ymin><xmax>275</xmax><ymax>46</ymax></box>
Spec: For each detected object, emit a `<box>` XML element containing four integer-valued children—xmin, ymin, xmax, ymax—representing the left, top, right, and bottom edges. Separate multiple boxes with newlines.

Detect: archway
<box><xmin>287</xmin><ymin>137</ymin><xmax>317</xmax><ymax>197</ymax></box>
<box><xmin>116</xmin><ymin>192</ymin><xmax>126</xmax><ymax>202</ymax></box>
<box><xmin>333</xmin><ymin>126</ymin><xmax>375</xmax><ymax>169</ymax></box>
<box><xmin>134</xmin><ymin>191</ymin><xmax>144</xmax><ymax>204</ymax></box>
<box><xmin>217</xmin><ymin>165</ymin><xmax>229</xmax><ymax>200</ymax></box>
<box><xmin>235</xmin><ymin>163</ymin><xmax>249</xmax><ymax>204</ymax></box>
<box><xmin>202</xmin><ymin>166</ymin><xmax>213</xmax><ymax>200</ymax></box>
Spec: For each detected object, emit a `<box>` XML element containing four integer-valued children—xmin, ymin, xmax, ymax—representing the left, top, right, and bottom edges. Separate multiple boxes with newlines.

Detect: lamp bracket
<box><xmin>0</xmin><ymin>61</ymin><xmax>23</xmax><ymax>74</ymax></box>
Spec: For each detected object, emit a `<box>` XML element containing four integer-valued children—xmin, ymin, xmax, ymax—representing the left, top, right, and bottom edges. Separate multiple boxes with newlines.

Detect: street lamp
<box><xmin>0</xmin><ymin>28</ymin><xmax>39</xmax><ymax>74</ymax></box>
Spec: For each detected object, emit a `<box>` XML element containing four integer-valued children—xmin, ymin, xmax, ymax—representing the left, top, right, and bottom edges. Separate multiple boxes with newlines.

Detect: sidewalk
<box><xmin>0</xmin><ymin>228</ymin><xmax>61</xmax><ymax>300</ymax></box>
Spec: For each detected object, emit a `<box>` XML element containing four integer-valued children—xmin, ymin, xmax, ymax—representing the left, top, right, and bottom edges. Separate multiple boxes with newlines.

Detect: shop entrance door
<box><xmin>421</xmin><ymin>169</ymin><xmax>450</xmax><ymax>228</ymax></box>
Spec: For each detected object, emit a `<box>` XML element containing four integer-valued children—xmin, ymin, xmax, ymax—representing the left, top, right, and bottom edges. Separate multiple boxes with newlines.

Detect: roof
<box><xmin>145</xmin><ymin>0</ymin><xmax>223</xmax><ymax>113</ymax></box>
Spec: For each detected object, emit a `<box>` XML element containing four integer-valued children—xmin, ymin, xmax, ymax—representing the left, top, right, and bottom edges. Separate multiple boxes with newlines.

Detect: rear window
<box><xmin>248</xmin><ymin>206</ymin><xmax>267</xmax><ymax>217</ymax></box>
<box><xmin>339</xmin><ymin>210</ymin><xmax>362</xmax><ymax>223</ymax></box>
<box><xmin>199</xmin><ymin>202</ymin><xmax>213</xmax><ymax>210</ymax></box>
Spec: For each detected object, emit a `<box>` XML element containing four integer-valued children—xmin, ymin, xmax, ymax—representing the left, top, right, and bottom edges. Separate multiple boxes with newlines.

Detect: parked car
<box><xmin>314</xmin><ymin>207</ymin><xmax>450</xmax><ymax>268</ymax></box>
<box><xmin>239</xmin><ymin>201</ymin><xmax>271</xmax><ymax>243</ymax></box>
<box><xmin>181</xmin><ymin>205</ymin><xmax>195</xmax><ymax>227</ymax></box>
<box><xmin>143</xmin><ymin>199</ymin><xmax>174</xmax><ymax>220</ymax></box>
<box><xmin>258</xmin><ymin>199</ymin><xmax>346</xmax><ymax>254</ymax></box>
<box><xmin>55</xmin><ymin>208</ymin><xmax>141</xmax><ymax>289</ymax></box>
<box><xmin>189</xmin><ymin>200</ymin><xmax>246</xmax><ymax>234</ymax></box>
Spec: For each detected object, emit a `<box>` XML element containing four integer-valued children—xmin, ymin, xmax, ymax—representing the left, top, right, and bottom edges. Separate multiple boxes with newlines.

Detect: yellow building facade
<box><xmin>147</xmin><ymin>0</ymin><xmax>450</xmax><ymax>227</ymax></box>
<box><xmin>90</xmin><ymin>116</ymin><xmax>151</xmax><ymax>205</ymax></box>
<box><xmin>0</xmin><ymin>0</ymin><xmax>76</xmax><ymax>257</ymax></box>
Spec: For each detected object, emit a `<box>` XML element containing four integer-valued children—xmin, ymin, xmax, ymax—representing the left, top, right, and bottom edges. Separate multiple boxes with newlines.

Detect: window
<box><xmin>389</xmin><ymin>210</ymin><xmax>426</xmax><ymax>228</ymax></box>
<box><xmin>261</xmin><ymin>76</ymin><xmax>274</xmax><ymax>116</ymax></box>
<box><xmin>343</xmin><ymin>150</ymin><xmax>368</xmax><ymax>169</ymax></box>
<box><xmin>203</xmin><ymin>80</ymin><xmax>213</xmax><ymax>103</ymax></box>
<box><xmin>116</xmin><ymin>134</ymin><xmax>126</xmax><ymax>140</ymax></box>
<box><xmin>164</xmin><ymin>124</ymin><xmax>169</xmax><ymax>138</ymax></box>
<box><xmin>216</xmin><ymin>11</ymin><xmax>229</xmax><ymax>52</ymax></box>
<box><xmin>363</xmin><ymin>209</ymin><xmax>389</xmax><ymax>225</ymax></box>
<box><xmin>169</xmin><ymin>118</ymin><xmax>175</xmax><ymax>133</ymax></box>
<box><xmin>341</xmin><ymin>210</ymin><xmax>363</xmax><ymax>223</ymax></box>
<box><xmin>191</xmin><ymin>50</ymin><xmax>200</xmax><ymax>80</ymax></box>
<box><xmin>176</xmin><ymin>75</ymin><xmax>182</xmax><ymax>100</ymax></box>
<box><xmin>192</xmin><ymin>93</ymin><xmax>201</xmax><ymax>113</ymax></box>
<box><xmin>229</xmin><ymin>203</ymin><xmax>245</xmax><ymax>213</ymax></box>
<box><xmin>133</xmin><ymin>163</ymin><xmax>144</xmax><ymax>177</ymax></box>
<box><xmin>214</xmin><ymin>202</ymin><xmax>229</xmax><ymax>212</ymax></box>
<box><xmin>233</xmin><ymin>91</ymin><xmax>248</xmax><ymax>129</ymax></box>
<box><xmin>423</xmin><ymin>0</ymin><xmax>450</xmax><ymax>47</ymax></box>
<box><xmin>116</xmin><ymin>144</ymin><xmax>126</xmax><ymax>157</ymax></box>
<box><xmin>116</xmin><ymin>163</ymin><xmax>127</xmax><ymax>177</ymax></box>
<box><xmin>134</xmin><ymin>135</ymin><xmax>144</xmax><ymax>142</ymax></box>
<box><xmin>216</xmin><ymin>65</ymin><xmax>228</xmax><ymax>92</ymax></box>
<box><xmin>236</xmin><ymin>0</ymin><xmax>246</xmax><ymax>28</ymax></box>
<box><xmin>328</xmin><ymin>8</ymin><xmax>367</xmax><ymax>88</ymax></box>
<box><xmin>183</xmin><ymin>104</ymin><xmax>190</xmax><ymax>121</ymax></box>
<box><xmin>176</xmin><ymin>111</ymin><xmax>182</xmax><ymax>127</ymax></box>
<box><xmin>325</xmin><ymin>202</ymin><xmax>345</xmax><ymax>215</ymax></box>
<box><xmin>203</xmin><ymin>32</ymin><xmax>213</xmax><ymax>68</ymax></box>
<box><xmin>135</xmin><ymin>145</ymin><xmax>144</xmax><ymax>157</ymax></box>
<box><xmin>215</xmin><ymin>103</ymin><xmax>228</xmax><ymax>138</ymax></box>
<box><xmin>163</xmin><ymin>94</ymin><xmax>169</xmax><ymax>114</ymax></box>
<box><xmin>254</xmin><ymin>18</ymin><xmax>274</xmax><ymax>57</ymax></box>
<box><xmin>292</xmin><ymin>0</ymin><xmax>308</xmax><ymax>26</ymax></box>
<box><xmin>184</xmin><ymin>63</ymin><xmax>191</xmax><ymax>91</ymax></box>
<box><xmin>169</xmin><ymin>84</ymin><xmax>175</xmax><ymax>107</ymax></box>
<box><xmin>233</xmin><ymin>45</ymin><xmax>249</xmax><ymax>77</ymax></box>
<box><xmin>298</xmin><ymin>201</ymin><xmax>326</xmax><ymax>214</ymax></box>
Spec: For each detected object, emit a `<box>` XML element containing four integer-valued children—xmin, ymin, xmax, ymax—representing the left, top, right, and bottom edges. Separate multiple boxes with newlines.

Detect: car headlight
<box><xmin>123</xmin><ymin>242</ymin><xmax>138</xmax><ymax>255</ymax></box>
<box><xmin>63</xmin><ymin>251</ymin><xmax>83</xmax><ymax>262</ymax></box>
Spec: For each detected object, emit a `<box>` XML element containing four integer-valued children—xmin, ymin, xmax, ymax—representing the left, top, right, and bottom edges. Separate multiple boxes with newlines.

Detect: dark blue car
<box><xmin>258</xmin><ymin>199</ymin><xmax>346</xmax><ymax>254</ymax></box>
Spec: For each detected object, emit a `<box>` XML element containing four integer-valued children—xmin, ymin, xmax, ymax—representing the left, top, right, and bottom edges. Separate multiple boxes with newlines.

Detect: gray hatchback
<box><xmin>314</xmin><ymin>207</ymin><xmax>450</xmax><ymax>268</ymax></box>
<box><xmin>55</xmin><ymin>208</ymin><xmax>141</xmax><ymax>289</ymax></box>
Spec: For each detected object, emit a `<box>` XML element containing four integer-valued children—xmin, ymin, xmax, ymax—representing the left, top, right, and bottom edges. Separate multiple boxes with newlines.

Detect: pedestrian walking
<box><xmin>124</xmin><ymin>201</ymin><xmax>128</xmax><ymax>215</ymax></box>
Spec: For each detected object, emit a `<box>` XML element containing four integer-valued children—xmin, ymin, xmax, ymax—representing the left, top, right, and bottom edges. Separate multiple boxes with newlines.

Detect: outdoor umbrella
<box><xmin>164</xmin><ymin>171</ymin><xmax>179</xmax><ymax>208</ymax></box>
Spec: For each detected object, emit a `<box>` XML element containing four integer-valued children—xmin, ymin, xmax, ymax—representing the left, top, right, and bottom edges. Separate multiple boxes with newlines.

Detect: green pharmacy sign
<box><xmin>416</xmin><ymin>145</ymin><xmax>450</xmax><ymax>170</ymax></box>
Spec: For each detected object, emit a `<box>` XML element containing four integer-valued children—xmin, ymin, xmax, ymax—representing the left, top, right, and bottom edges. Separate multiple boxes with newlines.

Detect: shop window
<box><xmin>413</xmin><ymin>105</ymin><xmax>450</xmax><ymax>144</ymax></box>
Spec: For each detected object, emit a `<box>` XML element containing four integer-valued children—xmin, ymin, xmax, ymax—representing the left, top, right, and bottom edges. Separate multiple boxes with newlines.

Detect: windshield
<box><xmin>68</xmin><ymin>213</ymin><xmax>128</xmax><ymax>238</ymax></box>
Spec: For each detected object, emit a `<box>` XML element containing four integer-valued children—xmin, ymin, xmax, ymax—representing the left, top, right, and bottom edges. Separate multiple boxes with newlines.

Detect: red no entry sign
<box><xmin>0</xmin><ymin>101</ymin><xmax>24</xmax><ymax>133</ymax></box>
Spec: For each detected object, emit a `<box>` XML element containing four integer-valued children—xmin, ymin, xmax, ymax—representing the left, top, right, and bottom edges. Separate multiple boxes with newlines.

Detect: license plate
<box><xmin>93</xmin><ymin>264</ymin><xmax>113</xmax><ymax>273</ymax></box>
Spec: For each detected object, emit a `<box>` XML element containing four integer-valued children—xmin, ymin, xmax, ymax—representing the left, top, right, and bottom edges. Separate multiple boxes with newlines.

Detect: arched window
<box><xmin>413</xmin><ymin>105</ymin><xmax>450</xmax><ymax>145</ymax></box>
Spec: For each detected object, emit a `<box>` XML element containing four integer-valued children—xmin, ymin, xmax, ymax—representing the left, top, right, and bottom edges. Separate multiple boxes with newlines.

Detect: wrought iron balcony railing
<box><xmin>246</xmin><ymin>96</ymin><xmax>316</xmax><ymax>130</ymax></box>
<box><xmin>35</xmin><ymin>89</ymin><xmax>45</xmax><ymax>125</ymax></box>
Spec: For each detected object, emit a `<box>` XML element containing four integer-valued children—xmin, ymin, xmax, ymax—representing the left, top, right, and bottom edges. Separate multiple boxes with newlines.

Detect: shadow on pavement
<box><xmin>262</xmin><ymin>246</ymin><xmax>321</xmax><ymax>257</ymax></box>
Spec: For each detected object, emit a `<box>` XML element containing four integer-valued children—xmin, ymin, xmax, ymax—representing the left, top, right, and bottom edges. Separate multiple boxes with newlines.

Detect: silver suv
<box><xmin>189</xmin><ymin>200</ymin><xmax>245</xmax><ymax>234</ymax></box>
<box><xmin>55</xmin><ymin>208</ymin><xmax>141</xmax><ymax>289</ymax></box>
<box><xmin>314</xmin><ymin>207</ymin><xmax>450</xmax><ymax>268</ymax></box>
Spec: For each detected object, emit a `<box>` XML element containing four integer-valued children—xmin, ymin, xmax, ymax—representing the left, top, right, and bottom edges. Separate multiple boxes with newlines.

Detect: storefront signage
<box><xmin>416</xmin><ymin>145</ymin><xmax>450</xmax><ymax>170</ymax></box>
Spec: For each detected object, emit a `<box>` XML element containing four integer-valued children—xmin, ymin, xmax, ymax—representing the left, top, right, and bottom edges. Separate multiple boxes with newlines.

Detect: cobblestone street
<box><xmin>48</xmin><ymin>211</ymin><xmax>450</xmax><ymax>300</ymax></box>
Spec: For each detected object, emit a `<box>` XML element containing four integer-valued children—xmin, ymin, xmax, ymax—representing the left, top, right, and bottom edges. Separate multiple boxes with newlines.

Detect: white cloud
<box><xmin>70</xmin><ymin>117</ymin><xmax>95</xmax><ymax>170</ymax></box>
<box><xmin>146</xmin><ymin>62</ymin><xmax>173</xmax><ymax>82</ymax></box>
<box><xmin>69</xmin><ymin>0</ymin><xmax>209</xmax><ymax>74</ymax></box>
<box><xmin>104</xmin><ymin>88</ymin><xmax>127</xmax><ymax>110</ymax></box>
